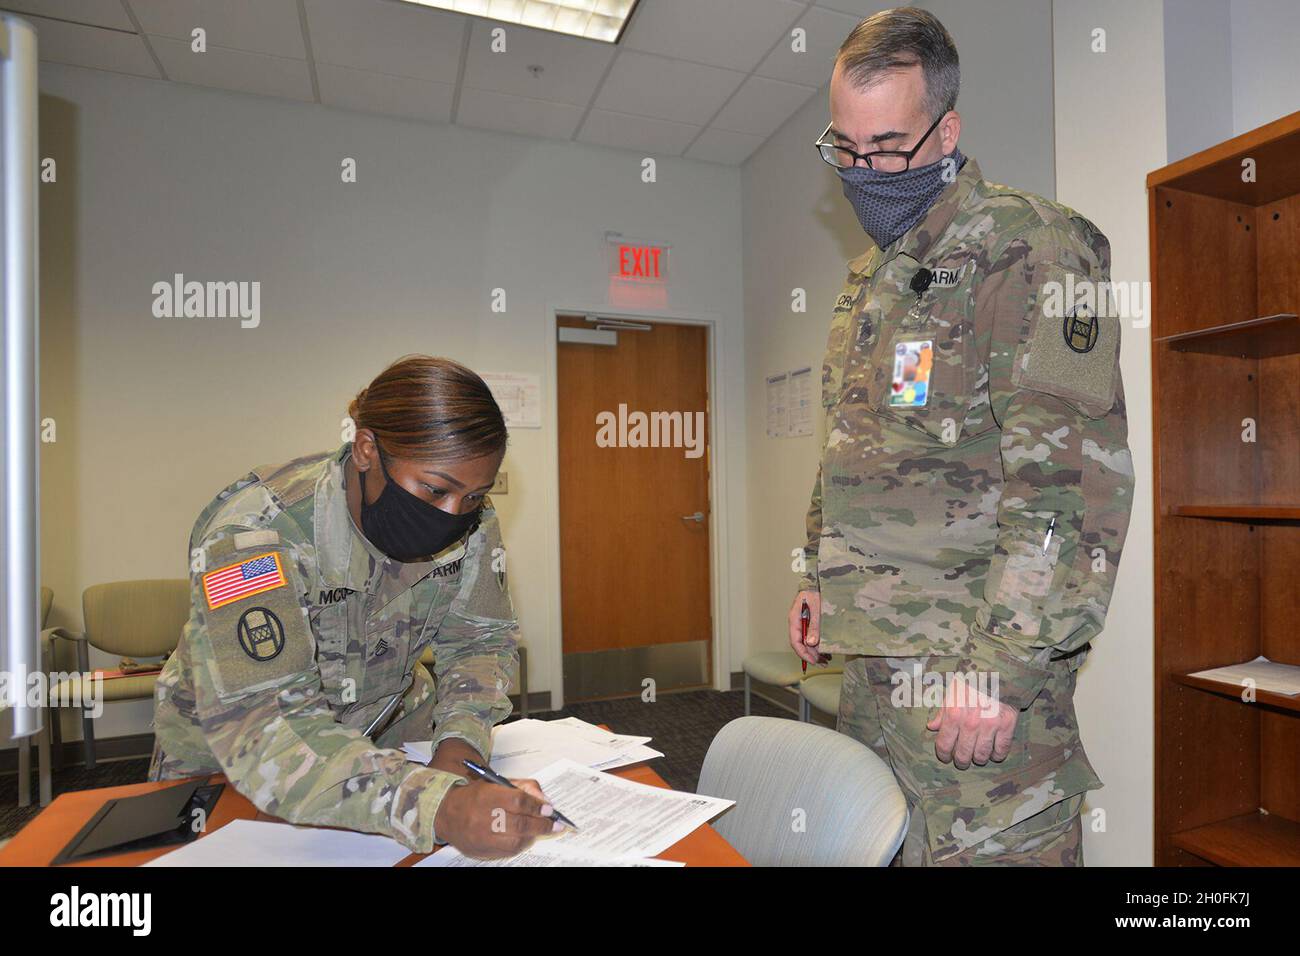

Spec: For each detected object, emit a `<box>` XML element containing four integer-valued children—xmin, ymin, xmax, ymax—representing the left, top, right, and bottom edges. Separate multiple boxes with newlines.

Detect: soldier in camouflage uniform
<box><xmin>151</xmin><ymin>357</ymin><xmax>557</xmax><ymax>858</ymax></box>
<box><xmin>791</xmin><ymin>9</ymin><xmax>1134</xmax><ymax>865</ymax></box>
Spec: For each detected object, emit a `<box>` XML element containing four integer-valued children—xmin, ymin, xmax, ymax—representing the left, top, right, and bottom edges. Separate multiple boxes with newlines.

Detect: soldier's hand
<box><xmin>433</xmin><ymin>777</ymin><xmax>560</xmax><ymax>859</ymax></box>
<box><xmin>927</xmin><ymin>675</ymin><xmax>1018</xmax><ymax>770</ymax></box>
<box><xmin>787</xmin><ymin>590</ymin><xmax>829</xmax><ymax>666</ymax></box>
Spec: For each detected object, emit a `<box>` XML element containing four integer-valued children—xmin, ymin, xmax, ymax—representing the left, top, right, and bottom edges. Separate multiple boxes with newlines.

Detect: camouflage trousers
<box><xmin>836</xmin><ymin>655</ymin><xmax>1101</xmax><ymax>866</ymax></box>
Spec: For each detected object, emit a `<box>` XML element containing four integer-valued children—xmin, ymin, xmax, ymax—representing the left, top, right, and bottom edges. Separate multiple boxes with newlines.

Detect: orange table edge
<box><xmin>0</xmin><ymin>761</ymin><xmax>748</xmax><ymax>868</ymax></box>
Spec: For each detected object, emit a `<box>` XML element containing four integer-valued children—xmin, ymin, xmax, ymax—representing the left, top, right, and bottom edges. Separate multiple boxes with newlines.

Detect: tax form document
<box><xmin>414</xmin><ymin>844</ymin><xmax>683</xmax><ymax>868</ymax></box>
<box><xmin>528</xmin><ymin>758</ymin><xmax>734</xmax><ymax>859</ymax></box>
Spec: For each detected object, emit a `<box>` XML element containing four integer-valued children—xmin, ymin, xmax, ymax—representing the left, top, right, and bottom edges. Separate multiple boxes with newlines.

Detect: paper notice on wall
<box><xmin>788</xmin><ymin>366</ymin><xmax>813</xmax><ymax>437</ymax></box>
<box><xmin>481</xmin><ymin>371</ymin><xmax>541</xmax><ymax>429</ymax></box>
<box><xmin>766</xmin><ymin>372</ymin><xmax>788</xmax><ymax>438</ymax></box>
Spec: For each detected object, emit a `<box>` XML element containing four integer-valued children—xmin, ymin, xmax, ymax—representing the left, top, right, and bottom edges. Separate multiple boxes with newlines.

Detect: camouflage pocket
<box><xmin>982</xmin><ymin>529</ymin><xmax>1066</xmax><ymax>640</ymax></box>
<box><xmin>873</xmin><ymin>324</ymin><xmax>976</xmax><ymax>448</ymax></box>
<box><xmin>863</xmin><ymin>654</ymin><xmax>1101</xmax><ymax>863</ymax></box>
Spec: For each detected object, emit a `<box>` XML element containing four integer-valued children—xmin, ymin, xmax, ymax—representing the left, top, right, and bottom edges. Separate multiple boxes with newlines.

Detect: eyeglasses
<box><xmin>815</xmin><ymin>113</ymin><xmax>945</xmax><ymax>172</ymax></box>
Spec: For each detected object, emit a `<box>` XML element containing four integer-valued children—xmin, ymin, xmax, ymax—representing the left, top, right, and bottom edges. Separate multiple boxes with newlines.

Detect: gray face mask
<box><xmin>837</xmin><ymin>148</ymin><xmax>965</xmax><ymax>249</ymax></box>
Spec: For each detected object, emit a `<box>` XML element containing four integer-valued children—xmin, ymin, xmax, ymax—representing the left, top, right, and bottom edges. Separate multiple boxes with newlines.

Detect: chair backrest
<box><xmin>697</xmin><ymin>716</ymin><xmax>908</xmax><ymax>866</ymax></box>
<box><xmin>40</xmin><ymin>586</ymin><xmax>53</xmax><ymax>627</ymax></box>
<box><xmin>82</xmin><ymin>580</ymin><xmax>191</xmax><ymax>658</ymax></box>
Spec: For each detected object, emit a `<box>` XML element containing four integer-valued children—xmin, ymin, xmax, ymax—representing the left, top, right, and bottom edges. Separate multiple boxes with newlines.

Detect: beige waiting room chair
<box><xmin>40</xmin><ymin>580</ymin><xmax>189</xmax><ymax>794</ymax></box>
<box><xmin>697</xmin><ymin>716</ymin><xmax>908</xmax><ymax>866</ymax></box>
<box><xmin>798</xmin><ymin>672</ymin><xmax>844</xmax><ymax>722</ymax></box>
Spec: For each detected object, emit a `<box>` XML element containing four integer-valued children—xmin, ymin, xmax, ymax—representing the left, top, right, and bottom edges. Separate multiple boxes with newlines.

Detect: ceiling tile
<box><xmin>756</xmin><ymin>5</ymin><xmax>859</xmax><ymax>87</ymax></box>
<box><xmin>813</xmin><ymin>0</ymin><xmax>890</xmax><ymax>17</ymax></box>
<box><xmin>621</xmin><ymin>0</ymin><xmax>804</xmax><ymax>73</ymax></box>
<box><xmin>462</xmin><ymin>19</ymin><xmax>614</xmax><ymax>108</ymax></box>
<box><xmin>317</xmin><ymin>62</ymin><xmax>455</xmax><ymax>122</ymax></box>
<box><xmin>2</xmin><ymin>0</ymin><xmax>134</xmax><ymax>31</ymax></box>
<box><xmin>128</xmin><ymin>0</ymin><xmax>306</xmax><ymax>59</ymax></box>
<box><xmin>151</xmin><ymin>35</ymin><xmax>313</xmax><ymax>100</ymax></box>
<box><xmin>304</xmin><ymin>0</ymin><xmax>466</xmax><ymax>84</ymax></box>
<box><xmin>577</xmin><ymin>108</ymin><xmax>698</xmax><ymax>156</ymax></box>
<box><xmin>594</xmin><ymin>50</ymin><xmax>743</xmax><ymax>127</ymax></box>
<box><xmin>711</xmin><ymin>74</ymin><xmax>817</xmax><ymax>138</ymax></box>
<box><xmin>685</xmin><ymin>127</ymin><xmax>764</xmax><ymax>165</ymax></box>
<box><xmin>457</xmin><ymin>86</ymin><xmax>584</xmax><ymax>141</ymax></box>
<box><xmin>22</xmin><ymin>14</ymin><xmax>159</xmax><ymax>77</ymax></box>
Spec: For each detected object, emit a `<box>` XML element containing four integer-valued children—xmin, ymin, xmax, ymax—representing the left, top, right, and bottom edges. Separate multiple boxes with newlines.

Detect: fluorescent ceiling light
<box><xmin>407</xmin><ymin>0</ymin><xmax>641</xmax><ymax>43</ymax></box>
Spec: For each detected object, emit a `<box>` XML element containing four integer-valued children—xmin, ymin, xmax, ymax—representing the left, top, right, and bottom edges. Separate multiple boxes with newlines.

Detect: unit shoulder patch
<box><xmin>197</xmin><ymin>544</ymin><xmax>314</xmax><ymax>699</ymax></box>
<box><xmin>1015</xmin><ymin>265</ymin><xmax>1118</xmax><ymax>418</ymax></box>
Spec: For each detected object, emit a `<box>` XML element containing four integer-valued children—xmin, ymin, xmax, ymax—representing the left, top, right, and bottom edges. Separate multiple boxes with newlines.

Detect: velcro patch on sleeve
<box><xmin>200</xmin><ymin>546</ymin><xmax>314</xmax><ymax>698</ymax></box>
<box><xmin>203</xmin><ymin>551</ymin><xmax>288</xmax><ymax>610</ymax></box>
<box><xmin>1015</xmin><ymin>265</ymin><xmax>1119</xmax><ymax>418</ymax></box>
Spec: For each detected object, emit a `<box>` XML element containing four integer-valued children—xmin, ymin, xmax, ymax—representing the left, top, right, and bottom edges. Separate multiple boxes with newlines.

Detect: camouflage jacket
<box><xmin>151</xmin><ymin>445</ymin><xmax>519</xmax><ymax>852</ymax></box>
<box><xmin>802</xmin><ymin>156</ymin><xmax>1135</xmax><ymax>711</ymax></box>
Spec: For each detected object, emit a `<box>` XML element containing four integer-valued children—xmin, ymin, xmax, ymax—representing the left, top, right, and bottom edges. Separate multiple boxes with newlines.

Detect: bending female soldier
<box><xmin>150</xmin><ymin>355</ymin><xmax>557</xmax><ymax>858</ymax></box>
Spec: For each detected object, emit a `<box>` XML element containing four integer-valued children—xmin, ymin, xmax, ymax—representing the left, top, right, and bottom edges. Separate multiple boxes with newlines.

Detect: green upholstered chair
<box><xmin>43</xmin><ymin>580</ymin><xmax>189</xmax><ymax>781</ymax></box>
<box><xmin>797</xmin><ymin>671</ymin><xmax>844</xmax><ymax>722</ymax></box>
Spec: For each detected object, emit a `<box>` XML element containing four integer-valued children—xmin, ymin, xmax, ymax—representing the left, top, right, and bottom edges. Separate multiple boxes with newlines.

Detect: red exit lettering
<box><xmin>618</xmin><ymin>244</ymin><xmax>664</xmax><ymax>280</ymax></box>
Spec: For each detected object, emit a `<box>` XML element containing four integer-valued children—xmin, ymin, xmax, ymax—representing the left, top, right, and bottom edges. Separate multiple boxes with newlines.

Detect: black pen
<box><xmin>461</xmin><ymin>759</ymin><xmax>579</xmax><ymax>831</ymax></box>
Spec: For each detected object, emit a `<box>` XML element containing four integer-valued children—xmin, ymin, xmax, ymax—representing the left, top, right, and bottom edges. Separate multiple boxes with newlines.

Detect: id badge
<box><xmin>889</xmin><ymin>340</ymin><xmax>933</xmax><ymax>408</ymax></box>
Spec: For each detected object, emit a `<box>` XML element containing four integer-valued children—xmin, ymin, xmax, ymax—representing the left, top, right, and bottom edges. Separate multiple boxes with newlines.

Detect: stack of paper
<box><xmin>414</xmin><ymin>758</ymin><xmax>733</xmax><ymax>868</ymax></box>
<box><xmin>402</xmin><ymin>716</ymin><xmax>662</xmax><ymax>777</ymax></box>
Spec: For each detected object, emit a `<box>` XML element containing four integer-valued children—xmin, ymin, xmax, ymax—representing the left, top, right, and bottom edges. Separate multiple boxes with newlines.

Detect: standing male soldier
<box><xmin>790</xmin><ymin>8</ymin><xmax>1134</xmax><ymax>865</ymax></box>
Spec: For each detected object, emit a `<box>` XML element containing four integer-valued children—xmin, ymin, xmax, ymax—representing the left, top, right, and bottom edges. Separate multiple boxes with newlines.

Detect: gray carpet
<box><xmin>0</xmin><ymin>688</ymin><xmax>790</xmax><ymax>841</ymax></box>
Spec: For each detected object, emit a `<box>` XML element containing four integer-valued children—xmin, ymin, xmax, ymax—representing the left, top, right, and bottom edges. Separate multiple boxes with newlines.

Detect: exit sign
<box><xmin>606</xmin><ymin>233</ymin><xmax>669</xmax><ymax>284</ymax></box>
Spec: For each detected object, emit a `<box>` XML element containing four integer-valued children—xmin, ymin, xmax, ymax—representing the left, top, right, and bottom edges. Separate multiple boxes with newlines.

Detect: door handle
<box><xmin>680</xmin><ymin>511</ymin><xmax>705</xmax><ymax>523</ymax></box>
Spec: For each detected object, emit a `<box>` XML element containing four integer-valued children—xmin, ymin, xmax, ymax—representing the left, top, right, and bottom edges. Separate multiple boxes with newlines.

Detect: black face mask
<box><xmin>358</xmin><ymin>453</ymin><xmax>481</xmax><ymax>563</ymax></box>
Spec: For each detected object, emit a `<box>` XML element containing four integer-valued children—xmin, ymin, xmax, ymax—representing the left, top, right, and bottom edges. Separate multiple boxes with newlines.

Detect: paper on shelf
<box><xmin>1187</xmin><ymin>655</ymin><xmax>1300</xmax><ymax>696</ymax></box>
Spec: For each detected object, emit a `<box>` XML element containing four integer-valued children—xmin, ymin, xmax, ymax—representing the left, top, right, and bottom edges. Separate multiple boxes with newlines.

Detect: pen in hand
<box><xmin>461</xmin><ymin>759</ymin><xmax>580</xmax><ymax>831</ymax></box>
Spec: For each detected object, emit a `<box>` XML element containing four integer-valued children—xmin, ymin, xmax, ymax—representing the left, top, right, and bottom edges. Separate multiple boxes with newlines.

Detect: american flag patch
<box><xmin>202</xmin><ymin>552</ymin><xmax>287</xmax><ymax>610</ymax></box>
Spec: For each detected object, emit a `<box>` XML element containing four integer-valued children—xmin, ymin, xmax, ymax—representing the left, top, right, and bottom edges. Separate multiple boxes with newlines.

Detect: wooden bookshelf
<box><xmin>1149</xmin><ymin>110</ymin><xmax>1300</xmax><ymax>866</ymax></box>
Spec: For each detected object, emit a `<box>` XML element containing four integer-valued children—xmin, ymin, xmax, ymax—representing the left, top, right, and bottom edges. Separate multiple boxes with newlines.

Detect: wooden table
<box><xmin>0</xmin><ymin>762</ymin><xmax>748</xmax><ymax>867</ymax></box>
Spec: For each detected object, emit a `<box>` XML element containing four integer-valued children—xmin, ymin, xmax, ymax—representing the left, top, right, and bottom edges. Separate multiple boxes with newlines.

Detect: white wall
<box><xmin>9</xmin><ymin>63</ymin><xmax>746</xmax><ymax>748</ymax></box>
<box><xmin>1053</xmin><ymin>0</ymin><xmax>1165</xmax><ymax>866</ymax></box>
<box><xmin>1163</xmin><ymin>0</ymin><xmax>1300</xmax><ymax>163</ymax></box>
<box><xmin>1163</xmin><ymin>0</ymin><xmax>1233</xmax><ymax>161</ymax></box>
<box><xmin>1229</xmin><ymin>0</ymin><xmax>1300</xmax><ymax>134</ymax></box>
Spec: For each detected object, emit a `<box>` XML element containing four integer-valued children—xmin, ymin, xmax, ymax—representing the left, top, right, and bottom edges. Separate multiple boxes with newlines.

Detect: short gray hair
<box><xmin>837</xmin><ymin>7</ymin><xmax>960</xmax><ymax>120</ymax></box>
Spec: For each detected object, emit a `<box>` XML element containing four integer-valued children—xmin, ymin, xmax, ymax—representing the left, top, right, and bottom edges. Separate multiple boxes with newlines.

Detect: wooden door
<box><xmin>556</xmin><ymin>315</ymin><xmax>712</xmax><ymax>700</ymax></box>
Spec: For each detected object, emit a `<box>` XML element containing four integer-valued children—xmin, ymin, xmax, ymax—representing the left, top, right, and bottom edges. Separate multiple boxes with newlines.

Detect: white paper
<box><xmin>527</xmin><ymin>758</ymin><xmax>733</xmax><ymax>859</ymax></box>
<box><xmin>144</xmin><ymin>818</ymin><xmax>412</xmax><ymax>867</ymax></box>
<box><xmin>480</xmin><ymin>371</ymin><xmax>541</xmax><ymax>429</ymax></box>
<box><xmin>1187</xmin><ymin>656</ymin><xmax>1300</xmax><ymax>696</ymax></box>
<box><xmin>766</xmin><ymin>372</ymin><xmax>788</xmax><ymax>438</ymax></box>
<box><xmin>414</xmin><ymin>843</ymin><xmax>683</xmax><ymax>868</ymax></box>
<box><xmin>788</xmin><ymin>366</ymin><xmax>814</xmax><ymax>437</ymax></box>
<box><xmin>402</xmin><ymin>718</ymin><xmax>662</xmax><ymax>777</ymax></box>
